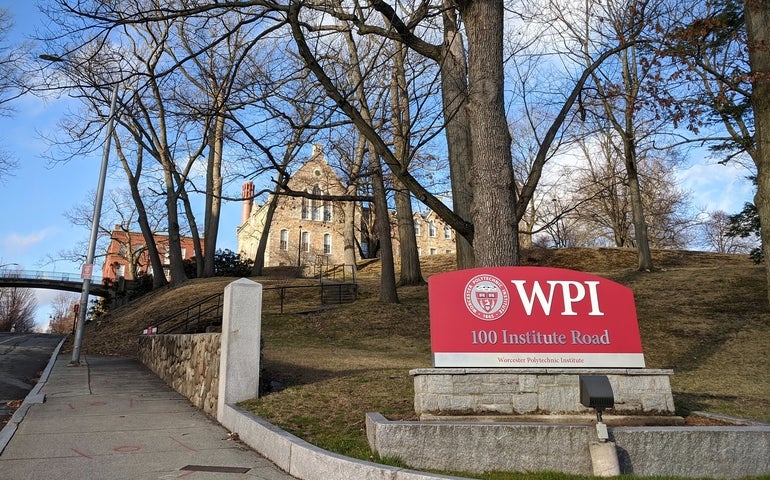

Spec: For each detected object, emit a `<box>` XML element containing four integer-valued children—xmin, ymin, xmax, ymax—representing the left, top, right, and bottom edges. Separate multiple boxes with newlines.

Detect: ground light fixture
<box><xmin>579</xmin><ymin>375</ymin><xmax>614</xmax><ymax>441</ymax></box>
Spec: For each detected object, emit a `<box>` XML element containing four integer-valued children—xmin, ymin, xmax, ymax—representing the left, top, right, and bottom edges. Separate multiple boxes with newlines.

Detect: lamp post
<box><xmin>68</xmin><ymin>83</ymin><xmax>119</xmax><ymax>366</ymax></box>
<box><xmin>40</xmin><ymin>54</ymin><xmax>119</xmax><ymax>364</ymax></box>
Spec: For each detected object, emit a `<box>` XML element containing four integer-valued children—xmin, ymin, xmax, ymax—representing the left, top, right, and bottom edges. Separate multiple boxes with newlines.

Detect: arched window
<box><xmin>444</xmin><ymin>224</ymin><xmax>452</xmax><ymax>239</ymax></box>
<box><xmin>311</xmin><ymin>185</ymin><xmax>321</xmax><ymax>221</ymax></box>
<box><xmin>323</xmin><ymin>199</ymin><xmax>332</xmax><ymax>222</ymax></box>
<box><xmin>279</xmin><ymin>229</ymin><xmax>288</xmax><ymax>250</ymax></box>
<box><xmin>323</xmin><ymin>233</ymin><xmax>332</xmax><ymax>254</ymax></box>
<box><xmin>414</xmin><ymin>219</ymin><xmax>421</xmax><ymax>236</ymax></box>
<box><xmin>429</xmin><ymin>221</ymin><xmax>437</xmax><ymax>237</ymax></box>
<box><xmin>301</xmin><ymin>193</ymin><xmax>310</xmax><ymax>220</ymax></box>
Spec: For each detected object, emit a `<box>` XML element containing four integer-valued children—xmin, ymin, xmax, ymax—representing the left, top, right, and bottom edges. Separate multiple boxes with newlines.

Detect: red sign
<box><xmin>429</xmin><ymin>267</ymin><xmax>645</xmax><ymax>368</ymax></box>
<box><xmin>81</xmin><ymin>263</ymin><xmax>94</xmax><ymax>280</ymax></box>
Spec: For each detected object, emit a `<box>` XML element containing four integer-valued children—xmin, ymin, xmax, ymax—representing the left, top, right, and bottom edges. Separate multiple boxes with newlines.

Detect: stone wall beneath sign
<box><xmin>411</xmin><ymin>368</ymin><xmax>675</xmax><ymax>416</ymax></box>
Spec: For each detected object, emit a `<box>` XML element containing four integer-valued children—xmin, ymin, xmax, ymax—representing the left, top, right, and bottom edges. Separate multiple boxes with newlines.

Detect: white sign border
<box><xmin>433</xmin><ymin>352</ymin><xmax>646</xmax><ymax>368</ymax></box>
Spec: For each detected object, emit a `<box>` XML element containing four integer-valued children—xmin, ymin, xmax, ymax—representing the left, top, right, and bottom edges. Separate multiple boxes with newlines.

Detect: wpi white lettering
<box><xmin>510</xmin><ymin>280</ymin><xmax>605</xmax><ymax>316</ymax></box>
<box><xmin>510</xmin><ymin>280</ymin><xmax>556</xmax><ymax>315</ymax></box>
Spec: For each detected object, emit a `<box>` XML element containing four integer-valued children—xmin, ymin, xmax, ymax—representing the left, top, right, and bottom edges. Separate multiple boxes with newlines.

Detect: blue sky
<box><xmin>0</xmin><ymin>3</ymin><xmax>757</xmax><ymax>329</ymax></box>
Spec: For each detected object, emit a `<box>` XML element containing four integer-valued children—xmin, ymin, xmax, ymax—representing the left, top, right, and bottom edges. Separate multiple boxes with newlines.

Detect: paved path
<box><xmin>0</xmin><ymin>354</ymin><xmax>296</xmax><ymax>480</ymax></box>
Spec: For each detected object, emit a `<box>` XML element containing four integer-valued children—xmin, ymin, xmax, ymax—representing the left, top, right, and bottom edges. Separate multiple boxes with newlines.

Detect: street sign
<box><xmin>81</xmin><ymin>263</ymin><xmax>94</xmax><ymax>280</ymax></box>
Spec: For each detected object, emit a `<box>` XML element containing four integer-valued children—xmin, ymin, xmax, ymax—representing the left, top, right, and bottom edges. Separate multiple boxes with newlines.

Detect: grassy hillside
<box><xmin>72</xmin><ymin>248</ymin><xmax>770</xmax><ymax>467</ymax></box>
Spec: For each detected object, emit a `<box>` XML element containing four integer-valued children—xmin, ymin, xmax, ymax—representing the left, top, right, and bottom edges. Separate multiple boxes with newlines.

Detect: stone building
<box><xmin>237</xmin><ymin>145</ymin><xmax>350</xmax><ymax>268</ymax></box>
<box><xmin>409</xmin><ymin>210</ymin><xmax>456</xmax><ymax>257</ymax></box>
<box><xmin>236</xmin><ymin>145</ymin><xmax>456</xmax><ymax>268</ymax></box>
<box><xmin>102</xmin><ymin>227</ymin><xmax>202</xmax><ymax>282</ymax></box>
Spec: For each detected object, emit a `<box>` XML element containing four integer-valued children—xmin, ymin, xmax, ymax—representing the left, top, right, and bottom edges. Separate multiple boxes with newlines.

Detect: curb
<box><xmin>0</xmin><ymin>336</ymin><xmax>67</xmax><ymax>455</ymax></box>
<box><xmin>220</xmin><ymin>404</ymin><xmax>470</xmax><ymax>480</ymax></box>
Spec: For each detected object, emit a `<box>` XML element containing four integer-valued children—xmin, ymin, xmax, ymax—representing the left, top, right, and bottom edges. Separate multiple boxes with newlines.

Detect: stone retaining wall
<box><xmin>366</xmin><ymin>413</ymin><xmax>770</xmax><ymax>478</ymax></box>
<box><xmin>412</xmin><ymin>368</ymin><xmax>675</xmax><ymax>415</ymax></box>
<box><xmin>138</xmin><ymin>333</ymin><xmax>221</xmax><ymax>417</ymax></box>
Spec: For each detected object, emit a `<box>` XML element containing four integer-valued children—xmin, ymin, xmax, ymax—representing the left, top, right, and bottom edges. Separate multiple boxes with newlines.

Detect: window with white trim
<box><xmin>323</xmin><ymin>233</ymin><xmax>332</xmax><ymax>254</ymax></box>
<box><xmin>311</xmin><ymin>185</ymin><xmax>321</xmax><ymax>221</ymax></box>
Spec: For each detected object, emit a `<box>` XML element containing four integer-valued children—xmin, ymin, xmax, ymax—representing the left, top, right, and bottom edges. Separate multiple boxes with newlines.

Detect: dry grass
<box><xmin>71</xmin><ymin>248</ymin><xmax>770</xmax><ymax>467</ymax></box>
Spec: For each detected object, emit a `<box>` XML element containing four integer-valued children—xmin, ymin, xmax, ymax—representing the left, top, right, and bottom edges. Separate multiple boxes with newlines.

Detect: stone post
<box><xmin>217</xmin><ymin>278</ymin><xmax>262</xmax><ymax>421</ymax></box>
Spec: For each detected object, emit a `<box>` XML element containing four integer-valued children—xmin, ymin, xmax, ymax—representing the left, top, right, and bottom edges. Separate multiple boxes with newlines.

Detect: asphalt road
<box><xmin>0</xmin><ymin>333</ymin><xmax>64</xmax><ymax>424</ymax></box>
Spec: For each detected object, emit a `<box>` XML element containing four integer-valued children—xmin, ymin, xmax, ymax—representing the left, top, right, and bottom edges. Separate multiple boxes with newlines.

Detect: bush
<box><xmin>183</xmin><ymin>249</ymin><xmax>255</xmax><ymax>278</ymax></box>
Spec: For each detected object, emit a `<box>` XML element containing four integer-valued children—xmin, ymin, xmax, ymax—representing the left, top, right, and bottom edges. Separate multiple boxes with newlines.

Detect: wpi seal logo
<box><xmin>464</xmin><ymin>274</ymin><xmax>510</xmax><ymax>321</ymax></box>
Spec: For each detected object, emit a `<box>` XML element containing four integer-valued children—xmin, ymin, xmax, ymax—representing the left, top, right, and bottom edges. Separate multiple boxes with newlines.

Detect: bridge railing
<box><xmin>0</xmin><ymin>268</ymin><xmax>103</xmax><ymax>285</ymax></box>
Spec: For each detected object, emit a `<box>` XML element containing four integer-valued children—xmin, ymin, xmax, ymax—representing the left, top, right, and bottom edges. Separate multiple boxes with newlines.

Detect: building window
<box><xmin>312</xmin><ymin>185</ymin><xmax>321</xmax><ymax>221</ymax></box>
<box><xmin>429</xmin><ymin>221</ymin><xmax>437</xmax><ymax>237</ymax></box>
<box><xmin>181</xmin><ymin>248</ymin><xmax>187</xmax><ymax>258</ymax></box>
<box><xmin>417</xmin><ymin>246</ymin><xmax>422</xmax><ymax>256</ymax></box>
<box><xmin>446</xmin><ymin>249</ymin><xmax>452</xmax><ymax>254</ymax></box>
<box><xmin>301</xmin><ymin>194</ymin><xmax>310</xmax><ymax>220</ymax></box>
<box><xmin>280</xmin><ymin>229</ymin><xmax>288</xmax><ymax>250</ymax></box>
<box><xmin>117</xmin><ymin>264</ymin><xmax>126</xmax><ymax>278</ymax></box>
<box><xmin>301</xmin><ymin>231</ymin><xmax>310</xmax><ymax>252</ymax></box>
<box><xmin>444</xmin><ymin>224</ymin><xmax>452</xmax><ymax>239</ymax></box>
<box><xmin>430</xmin><ymin>248</ymin><xmax>437</xmax><ymax>255</ymax></box>
<box><xmin>323</xmin><ymin>233</ymin><xmax>332</xmax><ymax>254</ymax></box>
<box><xmin>323</xmin><ymin>200</ymin><xmax>332</xmax><ymax>222</ymax></box>
<box><xmin>414</xmin><ymin>219</ymin><xmax>421</xmax><ymax>236</ymax></box>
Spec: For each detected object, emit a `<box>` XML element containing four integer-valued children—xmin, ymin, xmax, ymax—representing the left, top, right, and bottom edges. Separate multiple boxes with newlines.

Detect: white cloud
<box><xmin>2</xmin><ymin>228</ymin><xmax>58</xmax><ymax>254</ymax></box>
<box><xmin>675</xmin><ymin>162</ymin><xmax>754</xmax><ymax>214</ymax></box>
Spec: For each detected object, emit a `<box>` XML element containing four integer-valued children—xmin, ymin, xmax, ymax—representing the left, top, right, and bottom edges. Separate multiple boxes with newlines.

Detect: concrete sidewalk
<box><xmin>0</xmin><ymin>351</ymin><xmax>296</xmax><ymax>480</ymax></box>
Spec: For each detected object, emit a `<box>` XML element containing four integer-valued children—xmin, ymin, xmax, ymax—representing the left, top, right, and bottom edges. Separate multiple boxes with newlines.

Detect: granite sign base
<box><xmin>411</xmin><ymin>368</ymin><xmax>676</xmax><ymax>416</ymax></box>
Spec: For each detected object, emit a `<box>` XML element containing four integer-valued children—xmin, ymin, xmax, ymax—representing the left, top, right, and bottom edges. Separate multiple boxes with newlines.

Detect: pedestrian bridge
<box><xmin>0</xmin><ymin>268</ymin><xmax>110</xmax><ymax>297</ymax></box>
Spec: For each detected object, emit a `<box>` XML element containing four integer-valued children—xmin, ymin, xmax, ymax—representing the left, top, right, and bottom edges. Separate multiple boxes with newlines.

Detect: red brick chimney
<box><xmin>241</xmin><ymin>181</ymin><xmax>255</xmax><ymax>225</ymax></box>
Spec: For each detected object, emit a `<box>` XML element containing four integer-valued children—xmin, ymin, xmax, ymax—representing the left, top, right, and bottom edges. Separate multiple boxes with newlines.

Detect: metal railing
<box><xmin>0</xmin><ymin>268</ymin><xmax>102</xmax><ymax>284</ymax></box>
<box><xmin>141</xmin><ymin>281</ymin><xmax>358</xmax><ymax>335</ymax></box>
<box><xmin>150</xmin><ymin>293</ymin><xmax>224</xmax><ymax>334</ymax></box>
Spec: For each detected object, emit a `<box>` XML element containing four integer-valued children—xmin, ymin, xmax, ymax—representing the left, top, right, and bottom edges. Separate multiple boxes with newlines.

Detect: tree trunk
<box><xmin>370</xmin><ymin>150</ymin><xmax>399</xmax><ymax>303</ymax></box>
<box><xmin>621</xmin><ymin>48</ymin><xmax>654</xmax><ymax>271</ymax></box>
<box><xmin>394</xmin><ymin>180</ymin><xmax>423</xmax><ymax>285</ymax></box>
<box><xmin>390</xmin><ymin>40</ymin><xmax>423</xmax><ymax>285</ymax></box>
<box><xmin>342</xmin><ymin>143</ymin><xmax>366</xmax><ymax>280</ymax></box>
<box><xmin>203</xmin><ymin>109</ymin><xmax>225</xmax><ymax>277</ymax></box>
<box><xmin>745</xmin><ymin>0</ymin><xmax>770</xmax><ymax>303</ymax></box>
<box><xmin>162</xmin><ymin>154</ymin><xmax>189</xmax><ymax>285</ymax></box>
<box><xmin>458</xmin><ymin>0</ymin><xmax>519</xmax><ymax>267</ymax></box>
<box><xmin>114</xmin><ymin>138</ymin><xmax>168</xmax><ymax>289</ymax></box>
<box><xmin>624</xmin><ymin>137</ymin><xmax>654</xmax><ymax>270</ymax></box>
<box><xmin>250</xmin><ymin>188</ymin><xmax>278</xmax><ymax>277</ymax></box>
<box><xmin>174</xmin><ymin>171</ymin><xmax>204</xmax><ymax>277</ymax></box>
<box><xmin>342</xmin><ymin>200</ymin><xmax>358</xmax><ymax>277</ymax></box>
<box><xmin>441</xmin><ymin>3</ymin><xmax>475</xmax><ymax>269</ymax></box>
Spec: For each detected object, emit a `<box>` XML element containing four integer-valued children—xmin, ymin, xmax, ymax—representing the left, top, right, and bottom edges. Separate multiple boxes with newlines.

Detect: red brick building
<box><xmin>102</xmin><ymin>228</ymin><xmax>202</xmax><ymax>282</ymax></box>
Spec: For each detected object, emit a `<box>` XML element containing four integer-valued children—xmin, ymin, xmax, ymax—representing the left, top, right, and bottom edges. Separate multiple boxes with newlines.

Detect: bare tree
<box><xmin>0</xmin><ymin>8</ymin><xmax>30</xmax><ymax>180</ymax></box>
<box><xmin>0</xmin><ymin>286</ymin><xmax>37</xmax><ymax>332</ymax></box>
<box><xmin>699</xmin><ymin>210</ymin><xmax>756</xmax><ymax>253</ymax></box>
<box><xmin>48</xmin><ymin>292</ymin><xmax>79</xmax><ymax>334</ymax></box>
